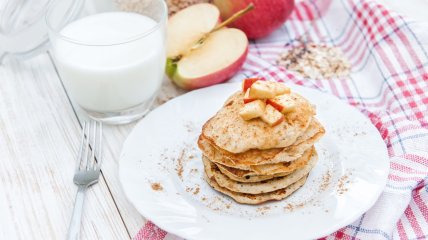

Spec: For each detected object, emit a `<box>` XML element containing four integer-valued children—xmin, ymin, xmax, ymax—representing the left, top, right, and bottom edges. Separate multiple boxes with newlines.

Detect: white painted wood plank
<box><xmin>99</xmin><ymin>79</ymin><xmax>185</xmax><ymax>236</ymax></box>
<box><xmin>51</xmin><ymin>52</ymin><xmax>186</xmax><ymax>235</ymax></box>
<box><xmin>0</xmin><ymin>54</ymin><xmax>130</xmax><ymax>239</ymax></box>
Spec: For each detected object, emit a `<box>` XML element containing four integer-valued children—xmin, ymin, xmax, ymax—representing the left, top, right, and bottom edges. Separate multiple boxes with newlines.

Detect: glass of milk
<box><xmin>46</xmin><ymin>0</ymin><xmax>167</xmax><ymax>124</ymax></box>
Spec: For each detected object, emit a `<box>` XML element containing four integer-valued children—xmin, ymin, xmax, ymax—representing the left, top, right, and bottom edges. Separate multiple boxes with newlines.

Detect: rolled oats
<box><xmin>167</xmin><ymin>0</ymin><xmax>212</xmax><ymax>16</ymax></box>
<box><xmin>277</xmin><ymin>42</ymin><xmax>351</xmax><ymax>80</ymax></box>
<box><xmin>116</xmin><ymin>0</ymin><xmax>212</xmax><ymax>16</ymax></box>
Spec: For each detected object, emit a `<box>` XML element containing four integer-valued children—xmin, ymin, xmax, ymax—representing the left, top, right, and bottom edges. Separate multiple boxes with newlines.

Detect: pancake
<box><xmin>203</xmin><ymin>150</ymin><xmax>317</xmax><ymax>194</ymax></box>
<box><xmin>248</xmin><ymin>147</ymin><xmax>313</xmax><ymax>174</ymax></box>
<box><xmin>202</xmin><ymin>91</ymin><xmax>316</xmax><ymax>153</ymax></box>
<box><xmin>198</xmin><ymin>119</ymin><xmax>324</xmax><ymax>169</ymax></box>
<box><xmin>216</xmin><ymin>147</ymin><xmax>314</xmax><ymax>181</ymax></box>
<box><xmin>215</xmin><ymin>164</ymin><xmax>291</xmax><ymax>183</ymax></box>
<box><xmin>205</xmin><ymin>173</ymin><xmax>308</xmax><ymax>205</ymax></box>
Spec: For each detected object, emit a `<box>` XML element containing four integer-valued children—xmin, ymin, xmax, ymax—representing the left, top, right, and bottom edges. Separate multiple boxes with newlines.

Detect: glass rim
<box><xmin>45</xmin><ymin>0</ymin><xmax>167</xmax><ymax>46</ymax></box>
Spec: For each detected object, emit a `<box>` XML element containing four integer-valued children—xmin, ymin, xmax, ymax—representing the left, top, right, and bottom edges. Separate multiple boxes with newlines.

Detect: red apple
<box><xmin>166</xmin><ymin>4</ymin><xmax>250</xmax><ymax>90</ymax></box>
<box><xmin>213</xmin><ymin>0</ymin><xmax>295</xmax><ymax>39</ymax></box>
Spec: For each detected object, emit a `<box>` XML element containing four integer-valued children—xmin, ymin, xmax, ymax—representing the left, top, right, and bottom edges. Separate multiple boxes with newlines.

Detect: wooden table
<box><xmin>0</xmin><ymin>52</ymin><xmax>184</xmax><ymax>239</ymax></box>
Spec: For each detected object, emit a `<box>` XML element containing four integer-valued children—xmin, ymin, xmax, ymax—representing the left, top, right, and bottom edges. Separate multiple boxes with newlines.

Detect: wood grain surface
<box><xmin>0</xmin><ymin>49</ymin><xmax>183</xmax><ymax>239</ymax></box>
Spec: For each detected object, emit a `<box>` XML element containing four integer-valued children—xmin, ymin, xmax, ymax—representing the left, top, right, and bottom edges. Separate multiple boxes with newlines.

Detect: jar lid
<box><xmin>0</xmin><ymin>0</ymin><xmax>82</xmax><ymax>63</ymax></box>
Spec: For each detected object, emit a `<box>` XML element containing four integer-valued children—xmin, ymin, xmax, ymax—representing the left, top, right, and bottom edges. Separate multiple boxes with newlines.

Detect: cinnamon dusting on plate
<box><xmin>175</xmin><ymin>150</ymin><xmax>185</xmax><ymax>180</ymax></box>
<box><xmin>151</xmin><ymin>182</ymin><xmax>163</xmax><ymax>191</ymax></box>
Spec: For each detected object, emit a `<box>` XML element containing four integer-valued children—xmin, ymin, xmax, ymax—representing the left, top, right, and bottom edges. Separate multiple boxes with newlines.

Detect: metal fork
<box><xmin>67</xmin><ymin>120</ymin><xmax>103</xmax><ymax>240</ymax></box>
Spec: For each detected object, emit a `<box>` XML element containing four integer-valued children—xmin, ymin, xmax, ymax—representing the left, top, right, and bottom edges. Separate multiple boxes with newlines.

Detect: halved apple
<box><xmin>248</xmin><ymin>81</ymin><xmax>291</xmax><ymax>99</ymax></box>
<box><xmin>239</xmin><ymin>100</ymin><xmax>265</xmax><ymax>120</ymax></box>
<box><xmin>261</xmin><ymin>104</ymin><xmax>284</xmax><ymax>126</ymax></box>
<box><xmin>167</xmin><ymin>4</ymin><xmax>219</xmax><ymax>57</ymax></box>
<box><xmin>166</xmin><ymin>4</ymin><xmax>249</xmax><ymax>90</ymax></box>
<box><xmin>266</xmin><ymin>94</ymin><xmax>296</xmax><ymax>114</ymax></box>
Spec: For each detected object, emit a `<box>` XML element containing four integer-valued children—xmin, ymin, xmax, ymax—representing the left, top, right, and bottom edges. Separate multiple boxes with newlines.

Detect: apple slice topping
<box><xmin>239</xmin><ymin>100</ymin><xmax>266</xmax><ymax>120</ymax></box>
<box><xmin>238</xmin><ymin>79</ymin><xmax>295</xmax><ymax>125</ymax></box>
<box><xmin>261</xmin><ymin>104</ymin><xmax>284</xmax><ymax>126</ymax></box>
<box><xmin>248</xmin><ymin>81</ymin><xmax>291</xmax><ymax>99</ymax></box>
<box><xmin>243</xmin><ymin>89</ymin><xmax>256</xmax><ymax>103</ymax></box>
<box><xmin>270</xmin><ymin>82</ymin><xmax>291</xmax><ymax>95</ymax></box>
<box><xmin>248</xmin><ymin>81</ymin><xmax>277</xmax><ymax>99</ymax></box>
<box><xmin>266</xmin><ymin>94</ymin><xmax>296</xmax><ymax>114</ymax></box>
<box><xmin>241</xmin><ymin>77</ymin><xmax>261</xmax><ymax>92</ymax></box>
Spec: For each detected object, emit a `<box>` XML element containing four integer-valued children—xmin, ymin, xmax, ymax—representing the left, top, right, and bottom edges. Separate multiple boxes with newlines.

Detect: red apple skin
<box><xmin>243</xmin><ymin>88</ymin><xmax>255</xmax><ymax>103</ymax></box>
<box><xmin>243</xmin><ymin>98</ymin><xmax>256</xmax><ymax>104</ymax></box>
<box><xmin>173</xmin><ymin>47</ymin><xmax>249</xmax><ymax>90</ymax></box>
<box><xmin>272</xmin><ymin>115</ymin><xmax>285</xmax><ymax>127</ymax></box>
<box><xmin>242</xmin><ymin>78</ymin><xmax>260</xmax><ymax>92</ymax></box>
<box><xmin>266</xmin><ymin>99</ymin><xmax>284</xmax><ymax>112</ymax></box>
<box><xmin>213</xmin><ymin>0</ymin><xmax>295</xmax><ymax>39</ymax></box>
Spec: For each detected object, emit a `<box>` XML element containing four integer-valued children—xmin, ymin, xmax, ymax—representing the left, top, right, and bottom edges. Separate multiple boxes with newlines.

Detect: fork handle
<box><xmin>67</xmin><ymin>185</ymin><xmax>87</xmax><ymax>240</ymax></box>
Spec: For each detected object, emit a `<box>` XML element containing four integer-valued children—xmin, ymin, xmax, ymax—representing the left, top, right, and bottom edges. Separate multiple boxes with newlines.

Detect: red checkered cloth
<box><xmin>135</xmin><ymin>0</ymin><xmax>428</xmax><ymax>239</ymax></box>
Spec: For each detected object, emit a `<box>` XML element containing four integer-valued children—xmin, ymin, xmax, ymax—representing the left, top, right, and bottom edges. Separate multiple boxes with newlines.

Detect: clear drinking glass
<box><xmin>46</xmin><ymin>0</ymin><xmax>167</xmax><ymax>124</ymax></box>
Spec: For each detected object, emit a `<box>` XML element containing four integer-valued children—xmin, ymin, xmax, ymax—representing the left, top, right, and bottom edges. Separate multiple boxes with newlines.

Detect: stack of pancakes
<box><xmin>198</xmin><ymin>91</ymin><xmax>325</xmax><ymax>204</ymax></box>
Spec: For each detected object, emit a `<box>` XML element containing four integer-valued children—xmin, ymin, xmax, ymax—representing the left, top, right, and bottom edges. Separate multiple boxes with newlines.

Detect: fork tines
<box><xmin>77</xmin><ymin>120</ymin><xmax>103</xmax><ymax>171</ymax></box>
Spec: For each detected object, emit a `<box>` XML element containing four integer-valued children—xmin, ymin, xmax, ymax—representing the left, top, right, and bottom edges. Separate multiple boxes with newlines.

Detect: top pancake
<box><xmin>202</xmin><ymin>91</ymin><xmax>316</xmax><ymax>153</ymax></box>
<box><xmin>198</xmin><ymin>118</ymin><xmax>325</xmax><ymax>168</ymax></box>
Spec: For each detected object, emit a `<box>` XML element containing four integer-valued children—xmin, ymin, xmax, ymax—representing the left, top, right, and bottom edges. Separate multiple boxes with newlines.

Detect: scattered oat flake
<box><xmin>284</xmin><ymin>201</ymin><xmax>312</xmax><ymax>212</ymax></box>
<box><xmin>205</xmin><ymin>195</ymin><xmax>233</xmax><ymax>212</ymax></box>
<box><xmin>278</xmin><ymin>42</ymin><xmax>351</xmax><ymax>80</ymax></box>
<box><xmin>256</xmin><ymin>206</ymin><xmax>271</xmax><ymax>215</ymax></box>
<box><xmin>337</xmin><ymin>174</ymin><xmax>351</xmax><ymax>195</ymax></box>
<box><xmin>319</xmin><ymin>170</ymin><xmax>332</xmax><ymax>192</ymax></box>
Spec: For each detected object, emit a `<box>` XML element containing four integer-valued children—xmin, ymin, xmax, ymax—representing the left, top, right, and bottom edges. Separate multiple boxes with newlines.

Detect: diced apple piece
<box><xmin>248</xmin><ymin>81</ymin><xmax>277</xmax><ymax>99</ymax></box>
<box><xmin>266</xmin><ymin>94</ymin><xmax>296</xmax><ymax>114</ymax></box>
<box><xmin>241</xmin><ymin>78</ymin><xmax>261</xmax><ymax>92</ymax></box>
<box><xmin>261</xmin><ymin>104</ymin><xmax>284</xmax><ymax>126</ymax></box>
<box><xmin>271</xmin><ymin>82</ymin><xmax>291</xmax><ymax>95</ymax></box>
<box><xmin>248</xmin><ymin>81</ymin><xmax>291</xmax><ymax>99</ymax></box>
<box><xmin>239</xmin><ymin>100</ymin><xmax>266</xmax><ymax>120</ymax></box>
<box><xmin>243</xmin><ymin>89</ymin><xmax>256</xmax><ymax>103</ymax></box>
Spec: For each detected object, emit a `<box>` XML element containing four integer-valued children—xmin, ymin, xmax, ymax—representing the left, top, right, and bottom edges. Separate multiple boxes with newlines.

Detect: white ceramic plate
<box><xmin>119</xmin><ymin>82</ymin><xmax>389</xmax><ymax>240</ymax></box>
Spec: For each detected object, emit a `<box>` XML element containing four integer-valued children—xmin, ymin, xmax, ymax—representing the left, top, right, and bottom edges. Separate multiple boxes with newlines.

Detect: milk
<box><xmin>52</xmin><ymin>12</ymin><xmax>165</xmax><ymax>112</ymax></box>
